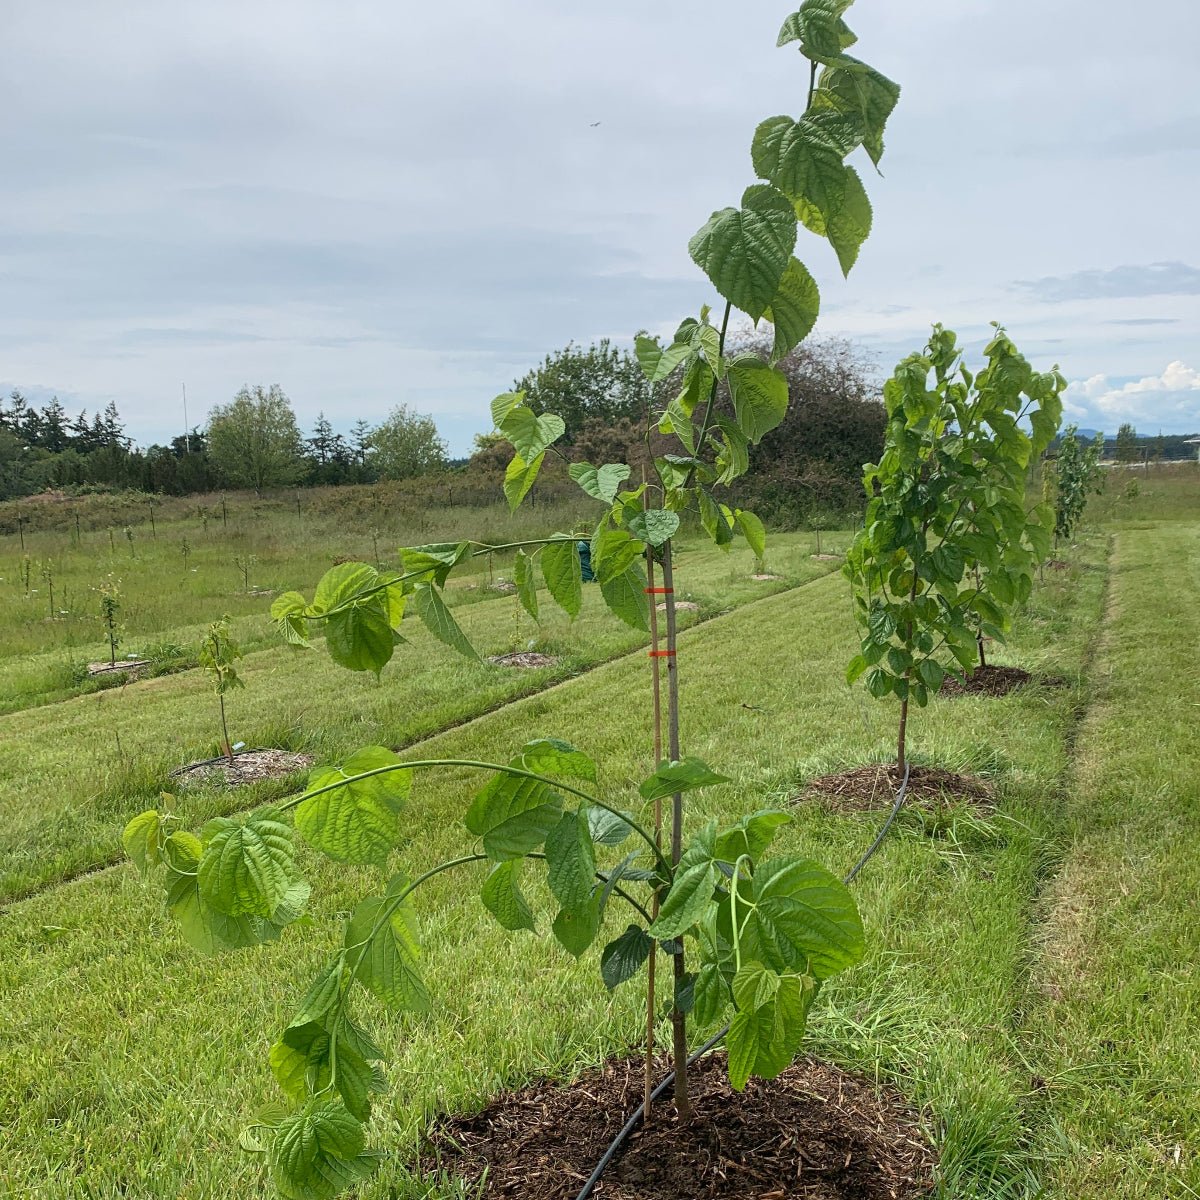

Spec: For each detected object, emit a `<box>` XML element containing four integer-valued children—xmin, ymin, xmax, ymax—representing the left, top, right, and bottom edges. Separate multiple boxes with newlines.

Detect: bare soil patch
<box><xmin>86</xmin><ymin>659</ymin><xmax>151</xmax><ymax>678</ymax></box>
<box><xmin>751</xmin><ymin>573</ymin><xmax>784</xmax><ymax>580</ymax></box>
<box><xmin>941</xmin><ymin>665</ymin><xmax>1032</xmax><ymax>697</ymax></box>
<box><xmin>940</xmin><ymin>666</ymin><xmax>1068</xmax><ymax>698</ymax></box>
<box><xmin>424</xmin><ymin>1050</ymin><xmax>935</xmax><ymax>1200</ymax></box>
<box><xmin>811</xmin><ymin>553</ymin><xmax>843</xmax><ymax>561</ymax></box>
<box><xmin>657</xmin><ymin>600</ymin><xmax>701</xmax><ymax>613</ymax></box>
<box><xmin>487</xmin><ymin>651</ymin><xmax>561</xmax><ymax>669</ymax></box>
<box><xmin>801</xmin><ymin>763</ymin><xmax>993</xmax><ymax>812</ymax></box>
<box><xmin>1045</xmin><ymin>559</ymin><xmax>1071</xmax><ymax>572</ymax></box>
<box><xmin>173</xmin><ymin>748</ymin><xmax>313</xmax><ymax>789</ymax></box>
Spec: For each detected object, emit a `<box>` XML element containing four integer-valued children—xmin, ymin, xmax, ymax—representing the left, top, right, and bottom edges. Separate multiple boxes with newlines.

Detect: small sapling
<box><xmin>199</xmin><ymin>615</ymin><xmax>245</xmax><ymax>766</ymax></box>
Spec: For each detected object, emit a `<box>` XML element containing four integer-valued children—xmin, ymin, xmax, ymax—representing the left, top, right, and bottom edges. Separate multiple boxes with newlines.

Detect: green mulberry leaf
<box><xmin>296</xmin><ymin>747</ymin><xmax>411</xmax><ymax>868</ymax></box>
<box><xmin>269</xmin><ymin>1099</ymin><xmax>378</xmax><ymax>1200</ymax></box>
<box><xmin>541</xmin><ymin>538</ymin><xmax>583</xmax><ymax>619</ymax></box>
<box><xmin>688</xmin><ymin>185</ymin><xmax>796</xmax><ymax>321</ymax></box>
<box><xmin>600</xmin><ymin>925</ymin><xmax>654</xmax><ymax>990</ymax></box>
<box><xmin>198</xmin><ymin>810</ymin><xmax>297</xmax><ymax>918</ymax></box>
<box><xmin>345</xmin><ymin>878</ymin><xmax>429</xmax><ymax>1014</ymax></box>
<box><xmin>480</xmin><ymin>860</ymin><xmax>536</xmax><ymax>932</ymax></box>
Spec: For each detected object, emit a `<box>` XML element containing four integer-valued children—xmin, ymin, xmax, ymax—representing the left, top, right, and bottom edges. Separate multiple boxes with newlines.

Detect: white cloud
<box><xmin>2</xmin><ymin>0</ymin><xmax>1200</xmax><ymax>452</ymax></box>
<box><xmin>1066</xmin><ymin>361</ymin><xmax>1200</xmax><ymax>428</ymax></box>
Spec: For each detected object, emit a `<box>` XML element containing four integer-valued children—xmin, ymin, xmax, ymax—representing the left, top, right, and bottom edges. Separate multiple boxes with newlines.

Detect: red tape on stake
<box><xmin>648</xmin><ymin>649</ymin><xmax>676</xmax><ymax>658</ymax></box>
<box><xmin>644</xmin><ymin>587</ymin><xmax>674</xmax><ymax>594</ymax></box>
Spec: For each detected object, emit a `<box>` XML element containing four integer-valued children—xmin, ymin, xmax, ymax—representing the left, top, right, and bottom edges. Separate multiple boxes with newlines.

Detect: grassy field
<box><xmin>0</xmin><ymin>496</ymin><xmax>598</xmax><ymax>711</ymax></box>
<box><xmin>1</xmin><ymin>474</ymin><xmax>1197</xmax><ymax>1199</ymax></box>
<box><xmin>0</xmin><ymin>532</ymin><xmax>842</xmax><ymax>903</ymax></box>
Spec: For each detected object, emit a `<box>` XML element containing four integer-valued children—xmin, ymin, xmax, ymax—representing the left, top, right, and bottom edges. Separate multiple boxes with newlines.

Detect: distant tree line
<box><xmin>0</xmin><ymin>386</ymin><xmax>448</xmax><ymax>500</ymax></box>
<box><xmin>1048</xmin><ymin>423</ymin><xmax>1197</xmax><ymax>464</ymax></box>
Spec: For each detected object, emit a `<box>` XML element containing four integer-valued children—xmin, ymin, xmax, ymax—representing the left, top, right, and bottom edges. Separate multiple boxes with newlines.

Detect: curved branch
<box><xmin>278</xmin><ymin>759</ymin><xmax>669</xmax><ymax>873</ymax></box>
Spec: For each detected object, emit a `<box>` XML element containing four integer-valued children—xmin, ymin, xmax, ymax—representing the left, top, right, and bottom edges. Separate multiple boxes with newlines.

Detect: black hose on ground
<box><xmin>572</xmin><ymin>763</ymin><xmax>912</xmax><ymax>1200</ymax></box>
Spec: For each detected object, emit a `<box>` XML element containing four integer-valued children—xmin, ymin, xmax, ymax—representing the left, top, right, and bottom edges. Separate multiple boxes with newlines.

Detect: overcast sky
<box><xmin>3</xmin><ymin>0</ymin><xmax>1199</xmax><ymax>455</ymax></box>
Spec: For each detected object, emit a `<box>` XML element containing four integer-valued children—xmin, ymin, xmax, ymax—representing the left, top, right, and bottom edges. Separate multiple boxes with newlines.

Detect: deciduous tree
<box><xmin>207</xmin><ymin>385</ymin><xmax>305</xmax><ymax>493</ymax></box>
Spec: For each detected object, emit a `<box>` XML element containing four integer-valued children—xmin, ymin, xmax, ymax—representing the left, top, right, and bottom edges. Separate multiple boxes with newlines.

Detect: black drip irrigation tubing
<box><xmin>573</xmin><ymin>763</ymin><xmax>911</xmax><ymax>1200</ymax></box>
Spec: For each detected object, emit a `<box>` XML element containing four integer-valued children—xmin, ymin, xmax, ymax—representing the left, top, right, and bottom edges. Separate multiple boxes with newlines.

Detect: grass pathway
<box><xmin>1021</xmin><ymin>521</ymin><xmax>1200</xmax><ymax>1198</ymax></box>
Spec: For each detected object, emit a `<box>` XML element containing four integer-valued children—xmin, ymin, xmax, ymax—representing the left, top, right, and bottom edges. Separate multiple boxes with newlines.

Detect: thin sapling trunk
<box><xmin>660</xmin><ymin>539</ymin><xmax>691</xmax><ymax>1120</ymax></box>
<box><xmin>643</xmin><ymin>547</ymin><xmax>665</xmax><ymax>1119</ymax></box>
<box><xmin>220</xmin><ymin>692</ymin><xmax>234</xmax><ymax>766</ymax></box>
<box><xmin>975</xmin><ymin>566</ymin><xmax>987</xmax><ymax>670</ymax></box>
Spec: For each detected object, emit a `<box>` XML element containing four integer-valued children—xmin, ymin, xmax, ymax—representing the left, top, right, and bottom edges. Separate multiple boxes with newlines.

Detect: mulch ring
<box><xmin>811</xmin><ymin>553</ymin><xmax>842</xmax><ymax>561</ymax></box>
<box><xmin>87</xmin><ymin>659</ymin><xmax>151</xmax><ymax>678</ymax></box>
<box><xmin>751</xmin><ymin>573</ymin><xmax>784</xmax><ymax>580</ymax></box>
<box><xmin>487</xmin><ymin>651</ymin><xmax>561</xmax><ymax>669</ymax></box>
<box><xmin>657</xmin><ymin>600</ymin><xmax>701</xmax><ymax>613</ymax></box>
<box><xmin>423</xmin><ymin>1050</ymin><xmax>935</xmax><ymax>1200</ymax></box>
<box><xmin>940</xmin><ymin>666</ymin><xmax>1069</xmax><ymax>698</ymax></box>
<box><xmin>172</xmin><ymin>748</ymin><xmax>313</xmax><ymax>789</ymax></box>
<box><xmin>801</xmin><ymin>763</ymin><xmax>993</xmax><ymax>813</ymax></box>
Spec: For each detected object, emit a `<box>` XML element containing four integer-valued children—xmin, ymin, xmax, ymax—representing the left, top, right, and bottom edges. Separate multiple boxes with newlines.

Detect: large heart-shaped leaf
<box><xmin>689</xmin><ymin>185</ymin><xmax>796</xmax><ymax>321</ymax></box>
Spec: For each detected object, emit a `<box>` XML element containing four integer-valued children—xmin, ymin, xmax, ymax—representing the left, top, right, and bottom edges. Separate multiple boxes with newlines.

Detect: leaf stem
<box><xmin>682</xmin><ymin>301</ymin><xmax>733</xmax><ymax>492</ymax></box>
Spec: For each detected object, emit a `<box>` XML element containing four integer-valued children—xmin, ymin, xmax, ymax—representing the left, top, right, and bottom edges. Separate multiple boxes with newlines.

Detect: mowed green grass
<box><xmin>0</xmin><ymin>534</ymin><xmax>842</xmax><ymax>903</ymax></box>
<box><xmin>0</xmin><ymin>526</ymin><xmax>1113</xmax><ymax>1199</ymax></box>
<box><xmin>1021</xmin><ymin>521</ymin><xmax>1200</xmax><ymax>1198</ymax></box>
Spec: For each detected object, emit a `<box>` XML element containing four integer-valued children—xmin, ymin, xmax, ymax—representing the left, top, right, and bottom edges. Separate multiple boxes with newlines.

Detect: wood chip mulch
<box><xmin>87</xmin><ymin>659</ymin><xmax>151</xmax><ymax>678</ymax></box>
<box><xmin>423</xmin><ymin>1051</ymin><xmax>935</xmax><ymax>1200</ymax></box>
<box><xmin>800</xmin><ymin>764</ymin><xmax>993</xmax><ymax>813</ymax></box>
<box><xmin>939</xmin><ymin>665</ymin><xmax>1033</xmax><ymax>697</ymax></box>
<box><xmin>487</xmin><ymin>652</ymin><xmax>562</xmax><ymax>669</ymax></box>
<box><xmin>172</xmin><ymin>748</ymin><xmax>313</xmax><ymax>789</ymax></box>
<box><xmin>939</xmin><ymin>666</ymin><xmax>1069</xmax><ymax>698</ymax></box>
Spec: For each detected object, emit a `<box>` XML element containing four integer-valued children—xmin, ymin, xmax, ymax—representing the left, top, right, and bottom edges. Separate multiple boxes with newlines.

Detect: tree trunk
<box><xmin>660</xmin><ymin>540</ymin><xmax>691</xmax><ymax>1120</ymax></box>
<box><xmin>220</xmin><ymin>693</ymin><xmax>234</xmax><ymax>766</ymax></box>
<box><xmin>643</xmin><ymin>548</ymin><xmax>665</xmax><ymax>1119</ymax></box>
<box><xmin>897</xmin><ymin>695</ymin><xmax>909</xmax><ymax>775</ymax></box>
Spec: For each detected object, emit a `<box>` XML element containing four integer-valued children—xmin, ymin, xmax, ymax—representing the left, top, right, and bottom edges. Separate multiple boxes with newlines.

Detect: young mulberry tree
<box><xmin>845</xmin><ymin>325</ymin><xmax>1063</xmax><ymax>770</ymax></box>
<box><xmin>125</xmin><ymin>3</ymin><xmax>904</xmax><ymax>1196</ymax></box>
<box><xmin>1050</xmin><ymin>424</ymin><xmax>1105</xmax><ymax>548</ymax></box>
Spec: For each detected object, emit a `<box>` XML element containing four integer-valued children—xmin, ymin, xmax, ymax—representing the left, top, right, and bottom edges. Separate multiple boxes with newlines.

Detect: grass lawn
<box><xmin>0</xmin><ymin>534</ymin><xmax>841</xmax><ymax>902</ymax></box>
<box><xmin>0</xmin><ymin>524</ymin><xmax>1118</xmax><ymax>1198</ymax></box>
<box><xmin>1021</xmin><ymin>520</ymin><xmax>1200</xmax><ymax>1198</ymax></box>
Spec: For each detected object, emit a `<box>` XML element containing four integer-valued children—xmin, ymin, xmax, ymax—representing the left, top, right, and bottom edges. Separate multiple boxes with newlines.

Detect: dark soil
<box><xmin>801</xmin><ymin>764</ymin><xmax>993</xmax><ymax>812</ymax></box>
<box><xmin>173</xmin><ymin>748</ymin><xmax>313</xmax><ymax>788</ymax></box>
<box><xmin>940</xmin><ymin>665</ymin><xmax>1033</xmax><ymax>697</ymax></box>
<box><xmin>424</xmin><ymin>1051</ymin><xmax>935</xmax><ymax>1200</ymax></box>
<box><xmin>939</xmin><ymin>666</ymin><xmax>1069</xmax><ymax>698</ymax></box>
<box><xmin>1045</xmin><ymin>559</ymin><xmax>1071</xmax><ymax>571</ymax></box>
<box><xmin>487</xmin><ymin>651</ymin><xmax>561</xmax><ymax>669</ymax></box>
